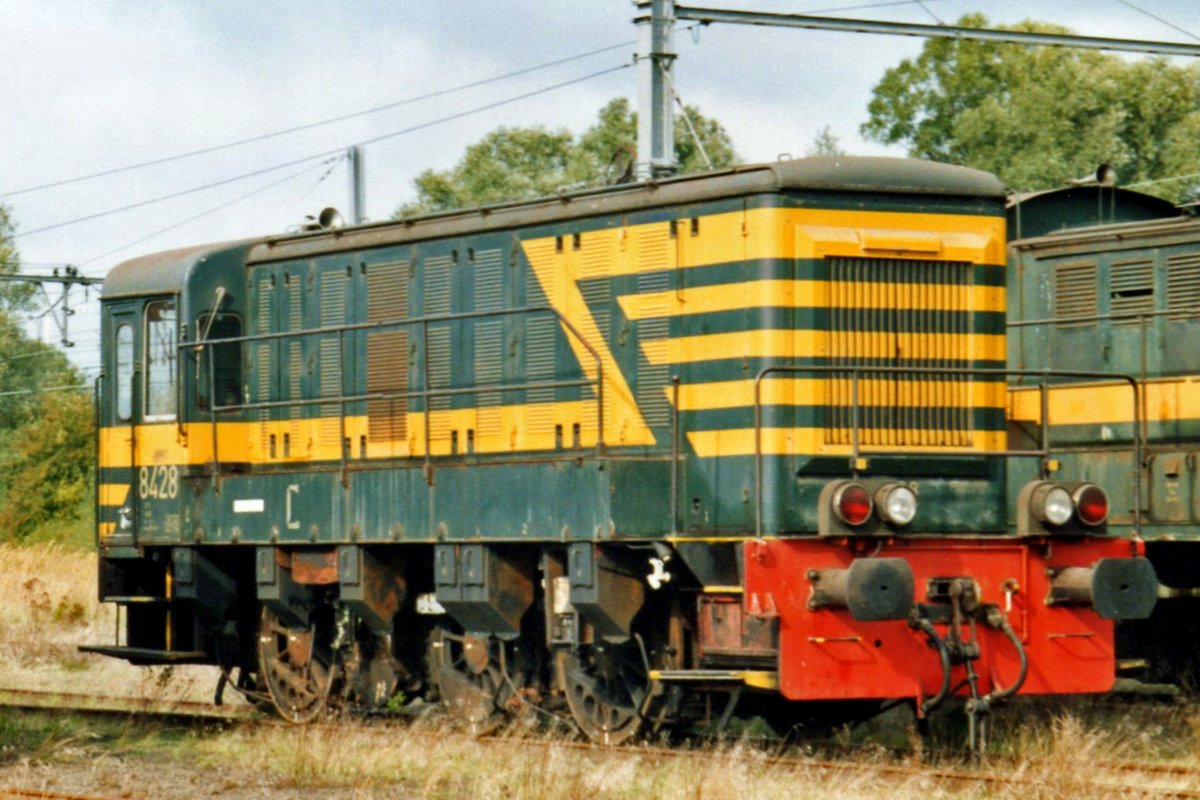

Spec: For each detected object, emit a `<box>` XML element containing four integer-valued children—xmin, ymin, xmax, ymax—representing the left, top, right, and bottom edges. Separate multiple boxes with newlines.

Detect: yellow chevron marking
<box><xmin>98</xmin><ymin>484</ymin><xmax>130</xmax><ymax>506</ymax></box>
<box><xmin>521</xmin><ymin>240</ymin><xmax>656</xmax><ymax>446</ymax></box>
<box><xmin>98</xmin><ymin>522</ymin><xmax>116</xmax><ymax>540</ymax></box>
<box><xmin>639</xmin><ymin>329</ymin><xmax>1004</xmax><ymax>366</ymax></box>
<box><xmin>668</xmin><ymin>378</ymin><xmax>1006</xmax><ymax>411</ymax></box>
<box><xmin>1009</xmin><ymin>377</ymin><xmax>1200</xmax><ymax>426</ymax></box>
<box><xmin>686</xmin><ymin>427</ymin><xmax>1007</xmax><ymax>458</ymax></box>
<box><xmin>618</xmin><ymin>280</ymin><xmax>1005</xmax><ymax>320</ymax></box>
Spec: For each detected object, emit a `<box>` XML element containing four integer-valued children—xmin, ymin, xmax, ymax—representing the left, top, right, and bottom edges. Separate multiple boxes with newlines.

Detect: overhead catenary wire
<box><xmin>0</xmin><ymin>41</ymin><xmax>638</xmax><ymax>200</ymax></box>
<box><xmin>11</xmin><ymin>63</ymin><xmax>631</xmax><ymax>242</ymax></box>
<box><xmin>77</xmin><ymin>156</ymin><xmax>343</xmax><ymax>268</ymax></box>
<box><xmin>1113</xmin><ymin>0</ymin><xmax>1200</xmax><ymax>43</ymax></box>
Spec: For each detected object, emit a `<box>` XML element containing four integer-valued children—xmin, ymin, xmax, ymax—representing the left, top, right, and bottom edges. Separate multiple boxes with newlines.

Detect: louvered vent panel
<box><xmin>286</xmin><ymin>278</ymin><xmax>302</xmax><ymax>443</ymax></box>
<box><xmin>474</xmin><ymin>249</ymin><xmax>503</xmax><ymax>311</ymax></box>
<box><xmin>1109</xmin><ymin>260</ymin><xmax>1154</xmax><ymax>325</ymax></box>
<box><xmin>427</xmin><ymin>325</ymin><xmax>452</xmax><ymax>419</ymax></box>
<box><xmin>1168</xmin><ymin>253</ymin><xmax>1200</xmax><ymax>320</ymax></box>
<box><xmin>526</xmin><ymin>316</ymin><xmax>557</xmax><ymax>434</ymax></box>
<box><xmin>475</xmin><ymin>320</ymin><xmax>502</xmax><ymax>408</ymax></box>
<box><xmin>366</xmin><ymin>261</ymin><xmax>409</xmax><ymax>448</ymax></box>
<box><xmin>255</xmin><ymin>274</ymin><xmax>272</xmax><ymax>452</ymax></box>
<box><xmin>579</xmin><ymin>278</ymin><xmax>612</xmax><ymax>350</ymax></box>
<box><xmin>825</xmin><ymin>257</ymin><xmax>973</xmax><ymax>447</ymax></box>
<box><xmin>317</xmin><ymin>272</ymin><xmax>345</xmax><ymax>447</ymax></box>
<box><xmin>424</xmin><ymin>255</ymin><xmax>453</xmax><ymax>315</ymax></box>
<box><xmin>1055</xmin><ymin>262</ymin><xmax>1097</xmax><ymax>327</ymax></box>
<box><xmin>636</xmin><ymin>270</ymin><xmax>671</xmax><ymax>428</ymax></box>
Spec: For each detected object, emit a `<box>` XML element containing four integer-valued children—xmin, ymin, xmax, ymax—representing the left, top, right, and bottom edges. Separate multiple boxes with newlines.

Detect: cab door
<box><xmin>98</xmin><ymin>301</ymin><xmax>140</xmax><ymax>546</ymax></box>
<box><xmin>135</xmin><ymin>296</ymin><xmax>183</xmax><ymax>543</ymax></box>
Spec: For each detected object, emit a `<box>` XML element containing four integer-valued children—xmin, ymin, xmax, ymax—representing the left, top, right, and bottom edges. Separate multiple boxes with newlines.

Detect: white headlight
<box><xmin>876</xmin><ymin>484</ymin><xmax>917</xmax><ymax>526</ymax></box>
<box><xmin>1038</xmin><ymin>485</ymin><xmax>1074</xmax><ymax>526</ymax></box>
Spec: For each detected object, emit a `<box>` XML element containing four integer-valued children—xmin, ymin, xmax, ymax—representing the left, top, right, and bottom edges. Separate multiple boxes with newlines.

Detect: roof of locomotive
<box><xmin>103</xmin><ymin>156</ymin><xmax>1004</xmax><ymax>296</ymax></box>
<box><xmin>247</xmin><ymin>156</ymin><xmax>1004</xmax><ymax>264</ymax></box>
<box><xmin>1009</xmin><ymin>211</ymin><xmax>1200</xmax><ymax>257</ymax></box>
<box><xmin>102</xmin><ymin>239</ymin><xmax>252</xmax><ymax>299</ymax></box>
<box><xmin>1007</xmin><ymin>185</ymin><xmax>1177</xmax><ymax>241</ymax></box>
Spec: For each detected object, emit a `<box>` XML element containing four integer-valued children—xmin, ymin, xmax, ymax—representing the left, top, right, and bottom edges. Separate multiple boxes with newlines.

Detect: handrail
<box><xmin>186</xmin><ymin>304</ymin><xmax>607</xmax><ymax>483</ymax></box>
<box><xmin>752</xmin><ymin>365</ymin><xmax>1144</xmax><ymax>539</ymax></box>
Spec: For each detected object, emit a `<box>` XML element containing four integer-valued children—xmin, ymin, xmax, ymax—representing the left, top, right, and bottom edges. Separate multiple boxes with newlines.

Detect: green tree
<box><xmin>861</xmin><ymin>14</ymin><xmax>1200</xmax><ymax>200</ymax></box>
<box><xmin>807</xmin><ymin>126</ymin><xmax>845</xmax><ymax>157</ymax></box>
<box><xmin>0</xmin><ymin>205</ymin><xmax>94</xmax><ymax>543</ymax></box>
<box><xmin>398</xmin><ymin>98</ymin><xmax>738</xmax><ymax>215</ymax></box>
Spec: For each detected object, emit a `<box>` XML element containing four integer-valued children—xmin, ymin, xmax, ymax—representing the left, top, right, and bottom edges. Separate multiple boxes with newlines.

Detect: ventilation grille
<box><xmin>318</xmin><ymin>272</ymin><xmax>345</xmax><ymax>447</ymax></box>
<box><xmin>1109</xmin><ymin>259</ymin><xmax>1154</xmax><ymax>325</ymax></box>
<box><xmin>635</xmin><ymin>270</ymin><xmax>670</xmax><ymax>428</ymax></box>
<box><xmin>1168</xmin><ymin>253</ymin><xmax>1200</xmax><ymax>320</ymax></box>
<box><xmin>424</xmin><ymin>255</ymin><xmax>453</xmax><ymax>315</ymax></box>
<box><xmin>255</xmin><ymin>274</ymin><xmax>273</xmax><ymax>451</ymax></box>
<box><xmin>475</xmin><ymin>320</ymin><xmax>503</xmax><ymax>408</ymax></box>
<box><xmin>366</xmin><ymin>261</ymin><xmax>409</xmax><ymax>447</ymax></box>
<box><xmin>474</xmin><ymin>249</ymin><xmax>503</xmax><ymax>312</ymax></box>
<box><xmin>1055</xmin><ymin>262</ymin><xmax>1097</xmax><ymax>327</ymax></box>
<box><xmin>825</xmin><ymin>257</ymin><xmax>974</xmax><ymax>447</ymax></box>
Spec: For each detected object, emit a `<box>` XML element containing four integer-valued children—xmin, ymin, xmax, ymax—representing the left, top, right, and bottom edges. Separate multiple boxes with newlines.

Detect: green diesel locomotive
<box><xmin>85</xmin><ymin>157</ymin><xmax>1156</xmax><ymax>742</ymax></box>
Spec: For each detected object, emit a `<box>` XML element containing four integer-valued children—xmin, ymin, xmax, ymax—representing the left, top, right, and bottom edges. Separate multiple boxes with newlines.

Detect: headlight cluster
<box><xmin>1030</xmin><ymin>482</ymin><xmax>1108</xmax><ymax>527</ymax></box>
<box><xmin>832</xmin><ymin>481</ymin><xmax>917</xmax><ymax>528</ymax></box>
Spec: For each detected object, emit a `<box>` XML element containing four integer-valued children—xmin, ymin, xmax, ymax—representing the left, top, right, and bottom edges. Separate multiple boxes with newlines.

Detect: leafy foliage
<box><xmin>398</xmin><ymin>98</ymin><xmax>737</xmax><ymax>215</ymax></box>
<box><xmin>861</xmin><ymin>14</ymin><xmax>1200</xmax><ymax>200</ymax></box>
<box><xmin>0</xmin><ymin>206</ymin><xmax>93</xmax><ymax>543</ymax></box>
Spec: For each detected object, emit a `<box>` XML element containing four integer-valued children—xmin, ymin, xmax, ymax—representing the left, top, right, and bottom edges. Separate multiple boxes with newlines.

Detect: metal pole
<box><xmin>635</xmin><ymin>0</ymin><xmax>677</xmax><ymax>180</ymax></box>
<box><xmin>348</xmin><ymin>146</ymin><xmax>365</xmax><ymax>225</ymax></box>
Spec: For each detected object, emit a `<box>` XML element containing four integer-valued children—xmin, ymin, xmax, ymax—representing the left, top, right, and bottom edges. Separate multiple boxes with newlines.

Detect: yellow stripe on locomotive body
<box><xmin>98</xmin><ymin>204</ymin><xmax>1008</xmax><ymax>469</ymax></box>
<box><xmin>1008</xmin><ymin>377</ymin><xmax>1200</xmax><ymax>436</ymax></box>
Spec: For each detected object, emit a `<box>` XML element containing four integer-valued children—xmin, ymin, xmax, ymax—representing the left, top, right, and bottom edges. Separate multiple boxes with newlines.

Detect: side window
<box><xmin>196</xmin><ymin>313</ymin><xmax>243</xmax><ymax>411</ymax></box>
<box><xmin>144</xmin><ymin>300</ymin><xmax>177</xmax><ymax>420</ymax></box>
<box><xmin>116</xmin><ymin>323</ymin><xmax>133</xmax><ymax>422</ymax></box>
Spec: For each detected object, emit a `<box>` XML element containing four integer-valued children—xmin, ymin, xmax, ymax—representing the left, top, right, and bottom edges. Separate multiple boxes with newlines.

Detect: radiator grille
<box><xmin>1168</xmin><ymin>253</ymin><xmax>1200</xmax><ymax>320</ymax></box>
<box><xmin>1109</xmin><ymin>259</ymin><xmax>1154</xmax><ymax>324</ymax></box>
<box><xmin>1055</xmin><ymin>262</ymin><xmax>1097</xmax><ymax>326</ymax></box>
<box><xmin>825</xmin><ymin>257</ymin><xmax>974</xmax><ymax>447</ymax></box>
<box><xmin>366</xmin><ymin>261</ymin><xmax>409</xmax><ymax>447</ymax></box>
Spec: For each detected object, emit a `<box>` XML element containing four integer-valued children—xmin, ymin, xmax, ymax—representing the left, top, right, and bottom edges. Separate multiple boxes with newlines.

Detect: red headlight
<box><xmin>833</xmin><ymin>483</ymin><xmax>873</xmax><ymax>526</ymax></box>
<box><xmin>1073</xmin><ymin>484</ymin><xmax>1109</xmax><ymax>526</ymax></box>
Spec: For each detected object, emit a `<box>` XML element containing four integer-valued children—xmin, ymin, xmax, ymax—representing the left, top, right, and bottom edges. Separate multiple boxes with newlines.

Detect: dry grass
<box><xmin>0</xmin><ymin>541</ymin><xmax>220</xmax><ymax>703</ymax></box>
<box><xmin>4</xmin><ymin>540</ymin><xmax>1200</xmax><ymax>797</ymax></box>
<box><xmin>0</xmin><ymin>542</ymin><xmax>107</xmax><ymax>665</ymax></box>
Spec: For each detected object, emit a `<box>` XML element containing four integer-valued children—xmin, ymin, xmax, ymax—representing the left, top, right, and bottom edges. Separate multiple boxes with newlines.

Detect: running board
<box><xmin>649</xmin><ymin>669</ymin><xmax>778</xmax><ymax>690</ymax></box>
<box><xmin>78</xmin><ymin>645</ymin><xmax>208</xmax><ymax>665</ymax></box>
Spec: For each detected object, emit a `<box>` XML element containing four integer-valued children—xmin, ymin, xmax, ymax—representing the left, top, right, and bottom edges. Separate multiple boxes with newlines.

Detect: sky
<box><xmin>2</xmin><ymin>0</ymin><xmax>1198</xmax><ymax>370</ymax></box>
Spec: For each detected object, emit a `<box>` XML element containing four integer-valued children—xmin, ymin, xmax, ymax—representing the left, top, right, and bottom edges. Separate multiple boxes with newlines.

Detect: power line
<box><xmin>0</xmin><ymin>383</ymin><xmax>91</xmax><ymax>399</ymax></box>
<box><xmin>77</xmin><ymin>156</ymin><xmax>342</xmax><ymax>267</ymax></box>
<box><xmin>0</xmin><ymin>41</ymin><xmax>637</xmax><ymax>200</ymax></box>
<box><xmin>11</xmin><ymin>63</ymin><xmax>631</xmax><ymax>241</ymax></box>
<box><xmin>1113</xmin><ymin>0</ymin><xmax>1200</xmax><ymax>43</ymax></box>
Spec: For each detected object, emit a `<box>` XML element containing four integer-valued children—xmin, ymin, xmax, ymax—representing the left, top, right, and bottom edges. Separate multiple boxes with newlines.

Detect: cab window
<box><xmin>196</xmin><ymin>312</ymin><xmax>242</xmax><ymax>411</ymax></box>
<box><xmin>115</xmin><ymin>323</ymin><xmax>133</xmax><ymax>422</ymax></box>
<box><xmin>144</xmin><ymin>300</ymin><xmax>177</xmax><ymax>420</ymax></box>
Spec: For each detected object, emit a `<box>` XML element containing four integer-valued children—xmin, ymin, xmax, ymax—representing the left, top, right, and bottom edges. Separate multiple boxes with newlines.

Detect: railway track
<box><xmin>0</xmin><ymin>687</ymin><xmax>255</xmax><ymax>721</ymax></box>
<box><xmin>4</xmin><ymin>689</ymin><xmax>1200</xmax><ymax>798</ymax></box>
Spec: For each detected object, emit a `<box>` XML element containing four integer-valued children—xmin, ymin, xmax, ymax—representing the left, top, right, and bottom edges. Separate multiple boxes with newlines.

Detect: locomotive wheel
<box><xmin>560</xmin><ymin>642</ymin><xmax>648</xmax><ymax>745</ymax></box>
<box><xmin>257</xmin><ymin>606</ymin><xmax>335</xmax><ymax>723</ymax></box>
<box><xmin>428</xmin><ymin>627</ymin><xmax>521</xmax><ymax>734</ymax></box>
